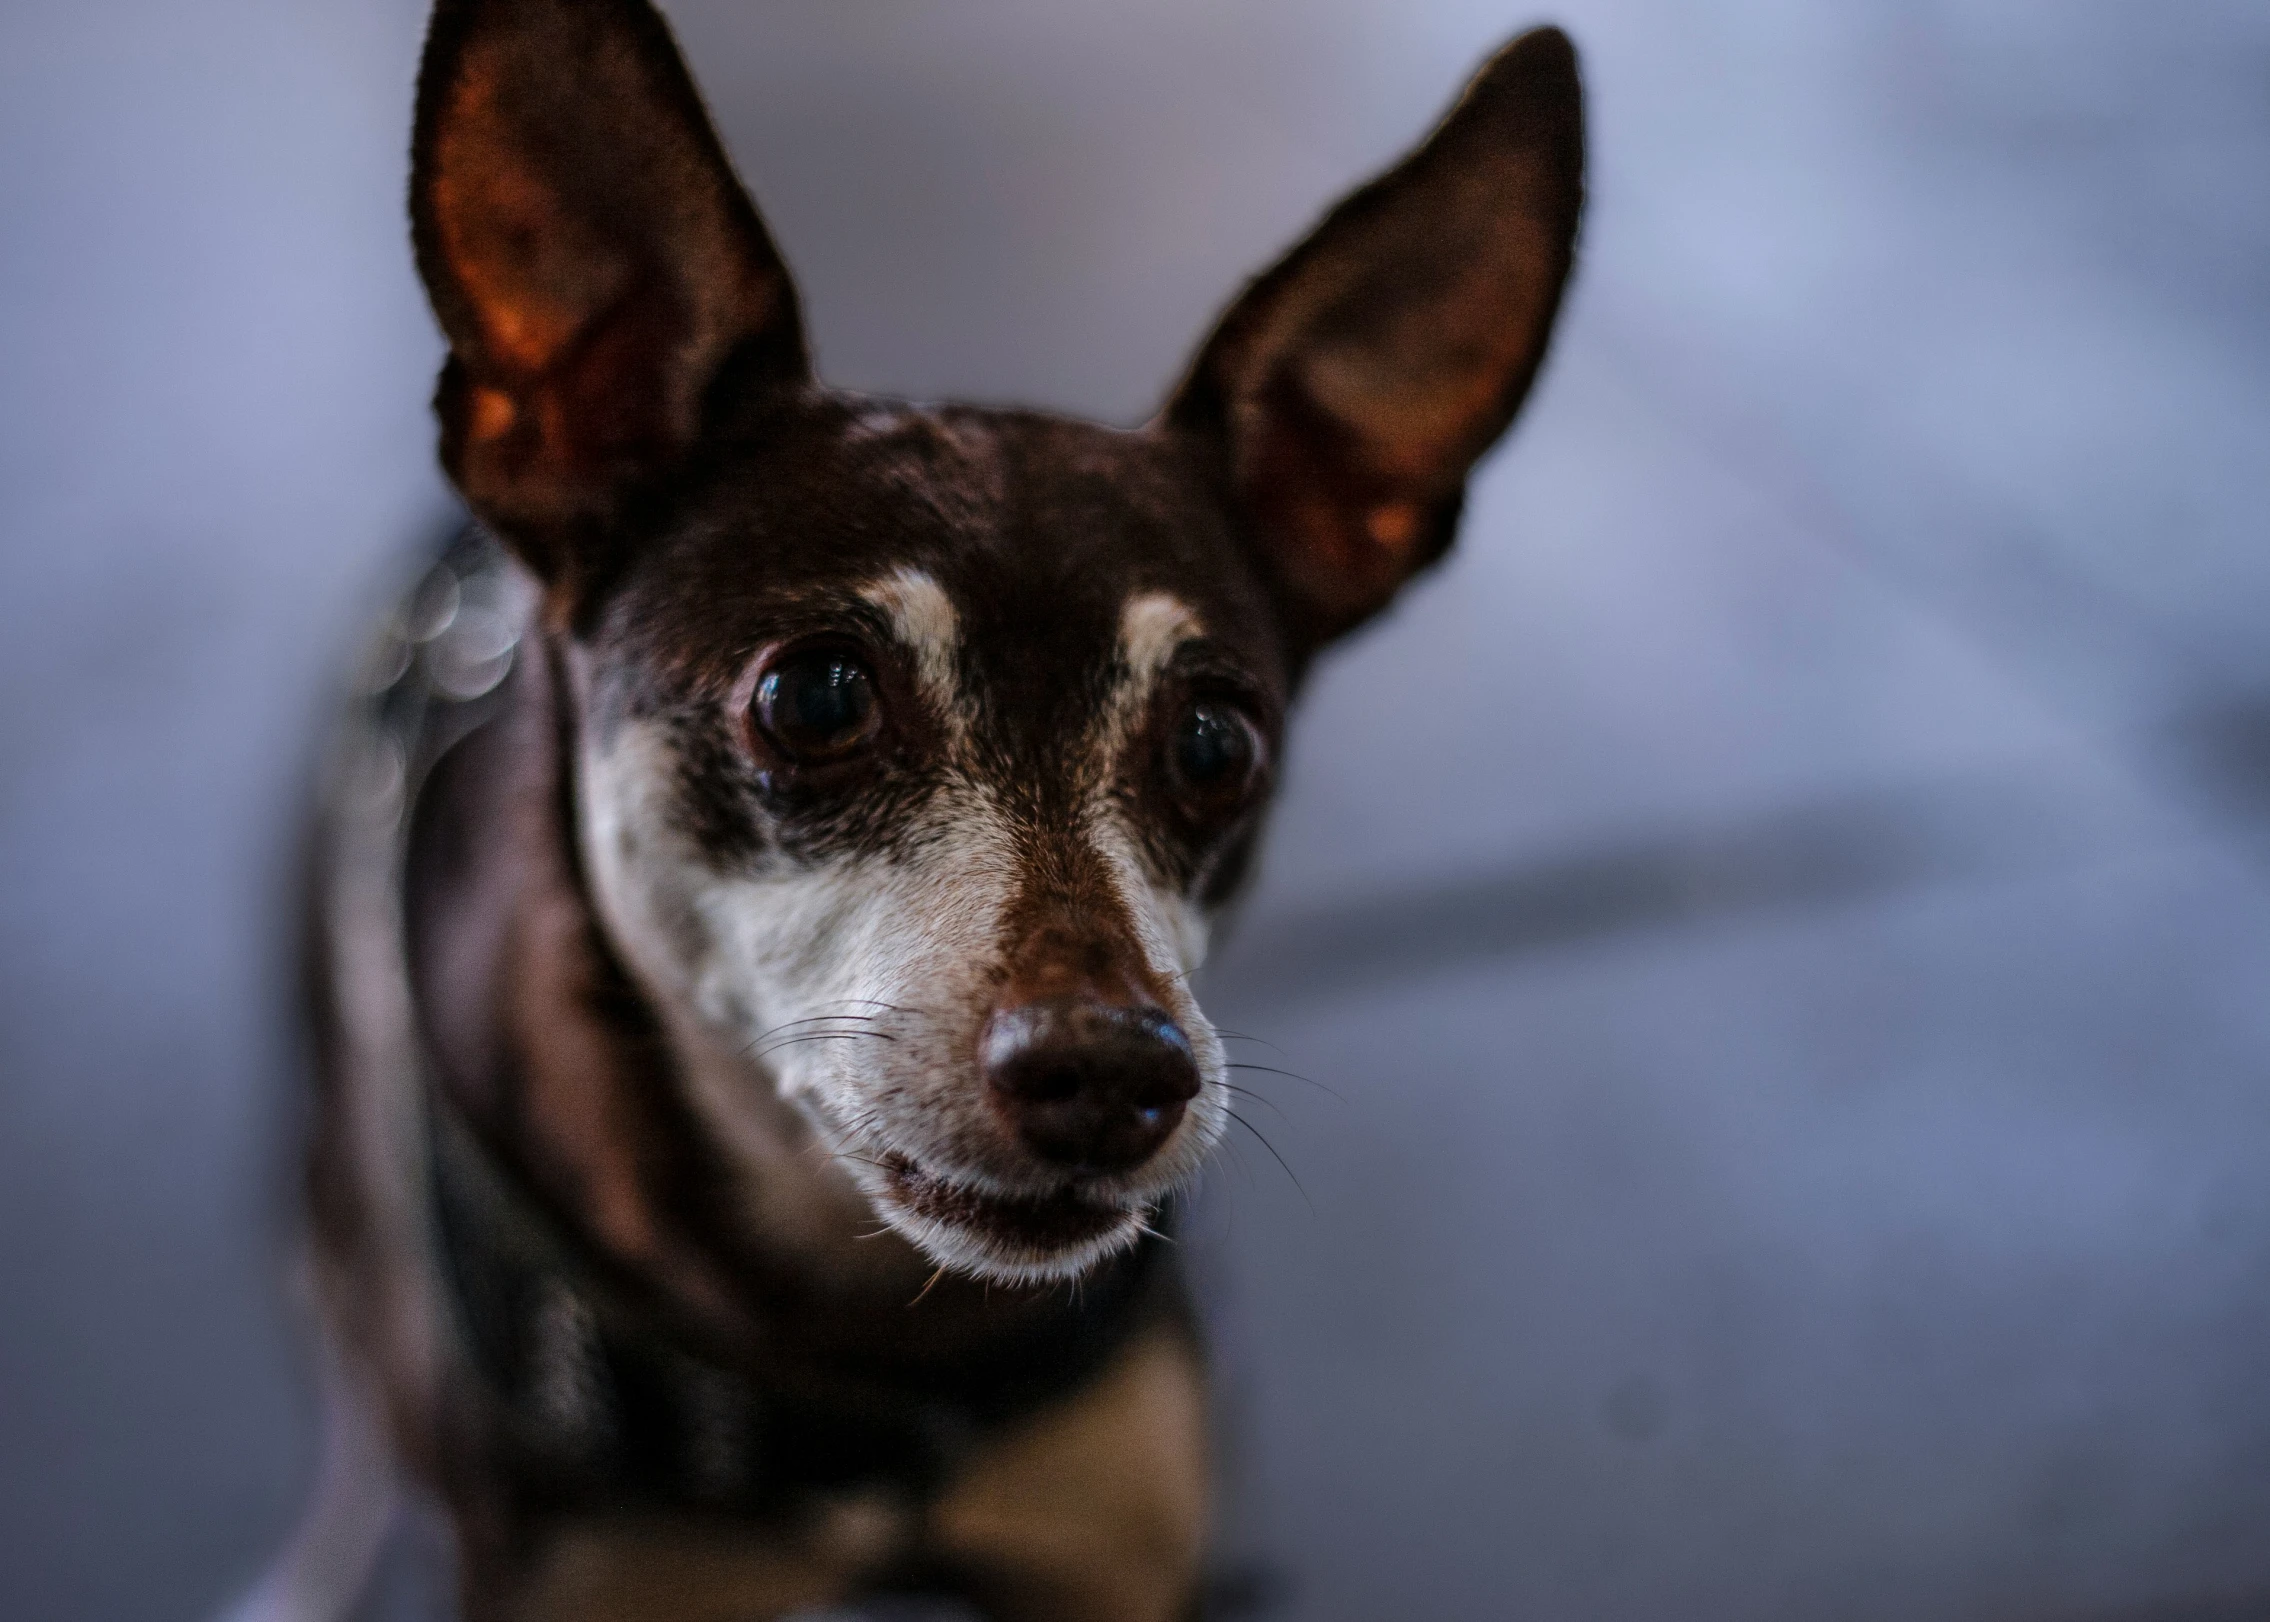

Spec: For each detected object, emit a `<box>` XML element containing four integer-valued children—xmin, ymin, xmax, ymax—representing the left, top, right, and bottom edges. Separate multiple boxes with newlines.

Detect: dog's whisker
<box><xmin>806</xmin><ymin>998</ymin><xmax>919</xmax><ymax>1017</ymax></box>
<box><xmin>758</xmin><ymin>1014</ymin><xmax>884</xmax><ymax>1037</ymax></box>
<box><xmin>1226</xmin><ymin>1109</ymin><xmax>1314</xmax><ymax>1216</ymax></box>
<box><xmin>809</xmin><ymin>1127</ymin><xmax>877</xmax><ymax>1160</ymax></box>
<box><xmin>1215</xmin><ymin>1081</ymin><xmax>1292</xmax><ymax>1123</ymax></box>
<box><xmin>825</xmin><ymin>1105</ymin><xmax>890</xmax><ymax>1145</ymax></box>
<box><xmin>1218</xmin><ymin>1133</ymin><xmax>1259</xmax><ymax>1193</ymax></box>
<box><xmin>742</xmin><ymin>1029</ymin><xmax>871</xmax><ymax>1058</ymax></box>
<box><xmin>747</xmin><ymin>1031</ymin><xmax>897</xmax><ymax>1063</ymax></box>
<box><xmin>811</xmin><ymin>1143</ymin><xmax>894</xmax><ymax>1180</ymax></box>
<box><xmin>1223</xmin><ymin>1062</ymin><xmax>1345</xmax><ymax>1103</ymax></box>
<box><xmin>1206</xmin><ymin>1027</ymin><xmax>1291</xmax><ymax>1060</ymax></box>
<box><xmin>744</xmin><ymin>1020</ymin><xmax>891</xmax><ymax>1048</ymax></box>
<box><xmin>747</xmin><ymin>1011</ymin><xmax>883</xmax><ymax>1036</ymax></box>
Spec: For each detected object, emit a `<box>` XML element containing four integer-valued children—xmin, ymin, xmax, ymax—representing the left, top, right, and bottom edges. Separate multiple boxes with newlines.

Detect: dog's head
<box><xmin>409</xmin><ymin>0</ymin><xmax>1581</xmax><ymax>1284</ymax></box>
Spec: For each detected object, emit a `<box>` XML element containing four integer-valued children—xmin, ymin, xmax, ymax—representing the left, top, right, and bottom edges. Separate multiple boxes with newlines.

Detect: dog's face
<box><xmin>567</xmin><ymin>409</ymin><xmax>1290</xmax><ymax>1281</ymax></box>
<box><xmin>410</xmin><ymin>0</ymin><xmax>1581</xmax><ymax>1283</ymax></box>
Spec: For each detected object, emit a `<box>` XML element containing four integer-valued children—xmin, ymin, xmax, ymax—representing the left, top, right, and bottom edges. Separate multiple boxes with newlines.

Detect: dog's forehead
<box><xmin>822</xmin><ymin>403</ymin><xmax>1265</xmax><ymax>658</ymax></box>
<box><xmin>610</xmin><ymin>396</ymin><xmax>1288</xmax><ymax>699</ymax></box>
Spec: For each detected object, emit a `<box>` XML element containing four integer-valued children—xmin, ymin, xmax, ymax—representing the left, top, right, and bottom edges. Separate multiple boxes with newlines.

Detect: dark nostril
<box><xmin>980</xmin><ymin>998</ymin><xmax>1201</xmax><ymax>1174</ymax></box>
<box><xmin>1014</xmin><ymin>1064</ymin><xmax>1082</xmax><ymax>1106</ymax></box>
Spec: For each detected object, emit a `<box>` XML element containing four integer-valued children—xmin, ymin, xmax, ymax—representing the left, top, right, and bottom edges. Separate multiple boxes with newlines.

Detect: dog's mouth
<box><xmin>874</xmin><ymin>1152</ymin><xmax>1147</xmax><ymax>1280</ymax></box>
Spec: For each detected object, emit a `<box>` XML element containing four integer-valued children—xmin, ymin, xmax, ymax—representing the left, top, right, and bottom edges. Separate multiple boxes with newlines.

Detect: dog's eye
<box><xmin>754</xmin><ymin>650</ymin><xmax>880</xmax><ymax>761</ymax></box>
<box><xmin>1168</xmin><ymin>699</ymin><xmax>1262</xmax><ymax>808</ymax></box>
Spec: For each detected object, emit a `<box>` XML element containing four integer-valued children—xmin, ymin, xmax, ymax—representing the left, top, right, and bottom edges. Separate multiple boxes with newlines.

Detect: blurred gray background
<box><xmin>5</xmin><ymin>1</ymin><xmax>2269</xmax><ymax>1618</ymax></box>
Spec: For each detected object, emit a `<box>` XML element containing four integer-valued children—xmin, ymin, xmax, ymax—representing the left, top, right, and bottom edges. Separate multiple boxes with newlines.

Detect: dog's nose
<box><xmin>981</xmin><ymin>998</ymin><xmax>1201</xmax><ymax>1174</ymax></box>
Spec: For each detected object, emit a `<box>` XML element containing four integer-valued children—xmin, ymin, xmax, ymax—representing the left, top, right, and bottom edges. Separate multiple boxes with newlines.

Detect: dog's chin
<box><xmin>871</xmin><ymin>1152</ymin><xmax>1150</xmax><ymax>1286</ymax></box>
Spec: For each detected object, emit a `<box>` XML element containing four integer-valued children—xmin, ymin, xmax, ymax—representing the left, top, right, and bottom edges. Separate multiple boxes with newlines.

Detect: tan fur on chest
<box><xmin>508</xmin><ymin>1328</ymin><xmax>1208</xmax><ymax>1622</ymax></box>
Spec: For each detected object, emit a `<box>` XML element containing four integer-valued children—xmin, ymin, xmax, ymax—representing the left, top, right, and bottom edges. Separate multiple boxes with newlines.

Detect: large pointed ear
<box><xmin>411</xmin><ymin>0</ymin><xmax>806</xmax><ymax>580</ymax></box>
<box><xmin>1166</xmin><ymin>28</ymin><xmax>1583</xmax><ymax>642</ymax></box>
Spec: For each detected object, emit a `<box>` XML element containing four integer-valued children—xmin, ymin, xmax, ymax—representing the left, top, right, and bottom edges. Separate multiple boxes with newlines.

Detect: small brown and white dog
<box><xmin>275</xmin><ymin>2</ymin><xmax>1580</xmax><ymax>1618</ymax></box>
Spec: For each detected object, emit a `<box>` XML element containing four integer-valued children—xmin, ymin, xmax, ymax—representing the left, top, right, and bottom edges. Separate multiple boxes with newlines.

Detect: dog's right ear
<box><xmin>411</xmin><ymin>0</ymin><xmax>806</xmax><ymax>582</ymax></box>
<box><xmin>1166</xmin><ymin>28</ymin><xmax>1582</xmax><ymax>646</ymax></box>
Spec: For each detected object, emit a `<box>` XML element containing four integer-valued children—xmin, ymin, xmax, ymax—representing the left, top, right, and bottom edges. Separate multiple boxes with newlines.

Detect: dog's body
<box><xmin>288</xmin><ymin>4</ymin><xmax>1581</xmax><ymax>1617</ymax></box>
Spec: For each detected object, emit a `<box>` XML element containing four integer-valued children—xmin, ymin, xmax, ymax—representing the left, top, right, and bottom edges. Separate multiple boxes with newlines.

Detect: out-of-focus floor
<box><xmin>4</xmin><ymin>3</ymin><xmax>2268</xmax><ymax>1619</ymax></box>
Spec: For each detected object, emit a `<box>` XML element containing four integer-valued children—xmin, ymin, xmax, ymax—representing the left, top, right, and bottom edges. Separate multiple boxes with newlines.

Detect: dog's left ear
<box><xmin>411</xmin><ymin>0</ymin><xmax>807</xmax><ymax>582</ymax></box>
<box><xmin>1167</xmin><ymin>28</ymin><xmax>1583</xmax><ymax>643</ymax></box>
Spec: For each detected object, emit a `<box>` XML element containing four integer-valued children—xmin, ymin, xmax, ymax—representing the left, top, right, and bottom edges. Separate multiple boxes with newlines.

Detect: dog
<box><xmin>281</xmin><ymin>2</ymin><xmax>1581</xmax><ymax>1617</ymax></box>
